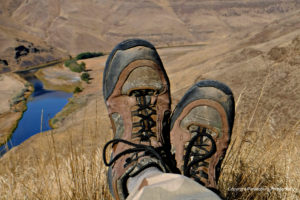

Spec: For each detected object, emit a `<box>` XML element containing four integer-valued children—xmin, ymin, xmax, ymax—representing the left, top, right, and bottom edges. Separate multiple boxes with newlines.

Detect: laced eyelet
<box><xmin>183</xmin><ymin>127</ymin><xmax>217</xmax><ymax>183</ymax></box>
<box><xmin>131</xmin><ymin>89</ymin><xmax>157</xmax><ymax>142</ymax></box>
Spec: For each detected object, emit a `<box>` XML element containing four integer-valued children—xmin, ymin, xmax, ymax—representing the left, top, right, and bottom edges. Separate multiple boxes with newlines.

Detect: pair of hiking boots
<box><xmin>102</xmin><ymin>39</ymin><xmax>235</xmax><ymax>200</ymax></box>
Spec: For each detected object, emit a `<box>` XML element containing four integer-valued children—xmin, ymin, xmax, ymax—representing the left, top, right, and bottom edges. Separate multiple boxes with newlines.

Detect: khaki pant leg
<box><xmin>127</xmin><ymin>173</ymin><xmax>221</xmax><ymax>200</ymax></box>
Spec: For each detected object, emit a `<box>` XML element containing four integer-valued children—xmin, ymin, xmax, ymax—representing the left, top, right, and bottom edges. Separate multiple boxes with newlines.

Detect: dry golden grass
<box><xmin>0</xmin><ymin>110</ymin><xmax>113</xmax><ymax>200</ymax></box>
<box><xmin>219</xmin><ymin>115</ymin><xmax>300</xmax><ymax>199</ymax></box>
<box><xmin>219</xmin><ymin>85</ymin><xmax>300</xmax><ymax>199</ymax></box>
<box><xmin>1</xmin><ymin>95</ymin><xmax>298</xmax><ymax>200</ymax></box>
<box><xmin>0</xmin><ymin>78</ymin><xmax>299</xmax><ymax>200</ymax></box>
<box><xmin>0</xmin><ymin>140</ymin><xmax>112</xmax><ymax>200</ymax></box>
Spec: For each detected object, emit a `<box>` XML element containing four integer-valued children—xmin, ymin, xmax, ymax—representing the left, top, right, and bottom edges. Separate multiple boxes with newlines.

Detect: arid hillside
<box><xmin>0</xmin><ymin>0</ymin><xmax>299</xmax><ymax>72</ymax></box>
<box><xmin>0</xmin><ymin>1</ymin><xmax>299</xmax><ymax>199</ymax></box>
<box><xmin>0</xmin><ymin>5</ymin><xmax>299</xmax><ymax>198</ymax></box>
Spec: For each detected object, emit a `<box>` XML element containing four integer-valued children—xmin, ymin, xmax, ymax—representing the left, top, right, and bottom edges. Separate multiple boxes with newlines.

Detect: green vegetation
<box><xmin>81</xmin><ymin>72</ymin><xmax>90</xmax><ymax>83</ymax></box>
<box><xmin>64</xmin><ymin>51</ymin><xmax>103</xmax><ymax>73</ymax></box>
<box><xmin>64</xmin><ymin>59</ymin><xmax>86</xmax><ymax>73</ymax></box>
<box><xmin>64</xmin><ymin>59</ymin><xmax>76</xmax><ymax>67</ymax></box>
<box><xmin>76</xmin><ymin>52</ymin><xmax>104</xmax><ymax>60</ymax></box>
<box><xmin>73</xmin><ymin>86</ymin><xmax>82</xmax><ymax>93</ymax></box>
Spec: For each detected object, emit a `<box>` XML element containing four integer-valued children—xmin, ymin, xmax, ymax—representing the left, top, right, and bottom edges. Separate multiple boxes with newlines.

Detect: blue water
<box><xmin>0</xmin><ymin>78</ymin><xmax>72</xmax><ymax>156</ymax></box>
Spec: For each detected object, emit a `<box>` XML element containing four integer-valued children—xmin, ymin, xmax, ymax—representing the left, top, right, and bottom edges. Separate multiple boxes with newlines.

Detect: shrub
<box><xmin>64</xmin><ymin>59</ymin><xmax>76</xmax><ymax>67</ymax></box>
<box><xmin>73</xmin><ymin>86</ymin><xmax>82</xmax><ymax>93</ymax></box>
<box><xmin>81</xmin><ymin>72</ymin><xmax>90</xmax><ymax>83</ymax></box>
<box><xmin>52</xmin><ymin>118</ymin><xmax>58</xmax><ymax>124</ymax></box>
<box><xmin>79</xmin><ymin>62</ymin><xmax>86</xmax><ymax>70</ymax></box>
<box><xmin>66</xmin><ymin>60</ymin><xmax>86</xmax><ymax>73</ymax></box>
<box><xmin>76</xmin><ymin>52</ymin><xmax>104</xmax><ymax>60</ymax></box>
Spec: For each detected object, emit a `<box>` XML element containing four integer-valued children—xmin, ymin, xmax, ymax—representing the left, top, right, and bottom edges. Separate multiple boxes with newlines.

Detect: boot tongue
<box><xmin>145</xmin><ymin>95</ymin><xmax>152</xmax><ymax>104</ymax></box>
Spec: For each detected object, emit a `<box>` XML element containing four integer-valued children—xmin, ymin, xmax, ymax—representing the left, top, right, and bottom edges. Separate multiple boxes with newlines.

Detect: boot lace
<box><xmin>183</xmin><ymin>126</ymin><xmax>216</xmax><ymax>185</ymax></box>
<box><xmin>131</xmin><ymin>90</ymin><xmax>157</xmax><ymax>142</ymax></box>
<box><xmin>103</xmin><ymin>89</ymin><xmax>167</xmax><ymax>170</ymax></box>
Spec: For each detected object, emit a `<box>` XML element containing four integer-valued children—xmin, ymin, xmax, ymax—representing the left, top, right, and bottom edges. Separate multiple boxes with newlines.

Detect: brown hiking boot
<box><xmin>170</xmin><ymin>80</ymin><xmax>235</xmax><ymax>190</ymax></box>
<box><xmin>102</xmin><ymin>39</ymin><xmax>172</xmax><ymax>200</ymax></box>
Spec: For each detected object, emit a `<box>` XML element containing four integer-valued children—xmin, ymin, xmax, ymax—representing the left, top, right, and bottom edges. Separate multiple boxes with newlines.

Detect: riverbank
<box><xmin>0</xmin><ymin>63</ymin><xmax>80</xmax><ymax>146</ymax></box>
<box><xmin>35</xmin><ymin>64</ymin><xmax>81</xmax><ymax>93</ymax></box>
<box><xmin>0</xmin><ymin>73</ymin><xmax>33</xmax><ymax>145</ymax></box>
<box><xmin>35</xmin><ymin>63</ymin><xmax>83</xmax><ymax>129</ymax></box>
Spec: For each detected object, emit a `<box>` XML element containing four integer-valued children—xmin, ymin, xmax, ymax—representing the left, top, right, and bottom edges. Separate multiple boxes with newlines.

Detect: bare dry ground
<box><xmin>0</xmin><ymin>1</ymin><xmax>299</xmax><ymax>199</ymax></box>
<box><xmin>35</xmin><ymin>65</ymin><xmax>81</xmax><ymax>93</ymax></box>
<box><xmin>0</xmin><ymin>74</ymin><xmax>24</xmax><ymax>114</ymax></box>
<box><xmin>0</xmin><ymin>73</ymin><xmax>32</xmax><ymax>145</ymax></box>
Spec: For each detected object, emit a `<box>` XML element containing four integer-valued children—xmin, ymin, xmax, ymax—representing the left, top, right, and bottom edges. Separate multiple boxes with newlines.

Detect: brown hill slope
<box><xmin>0</xmin><ymin>15</ymin><xmax>67</xmax><ymax>73</ymax></box>
<box><xmin>0</xmin><ymin>0</ymin><xmax>299</xmax><ymax>72</ymax></box>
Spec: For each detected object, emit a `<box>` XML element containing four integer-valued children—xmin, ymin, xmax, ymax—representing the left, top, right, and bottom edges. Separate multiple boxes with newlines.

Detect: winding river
<box><xmin>0</xmin><ymin>74</ymin><xmax>72</xmax><ymax>156</ymax></box>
